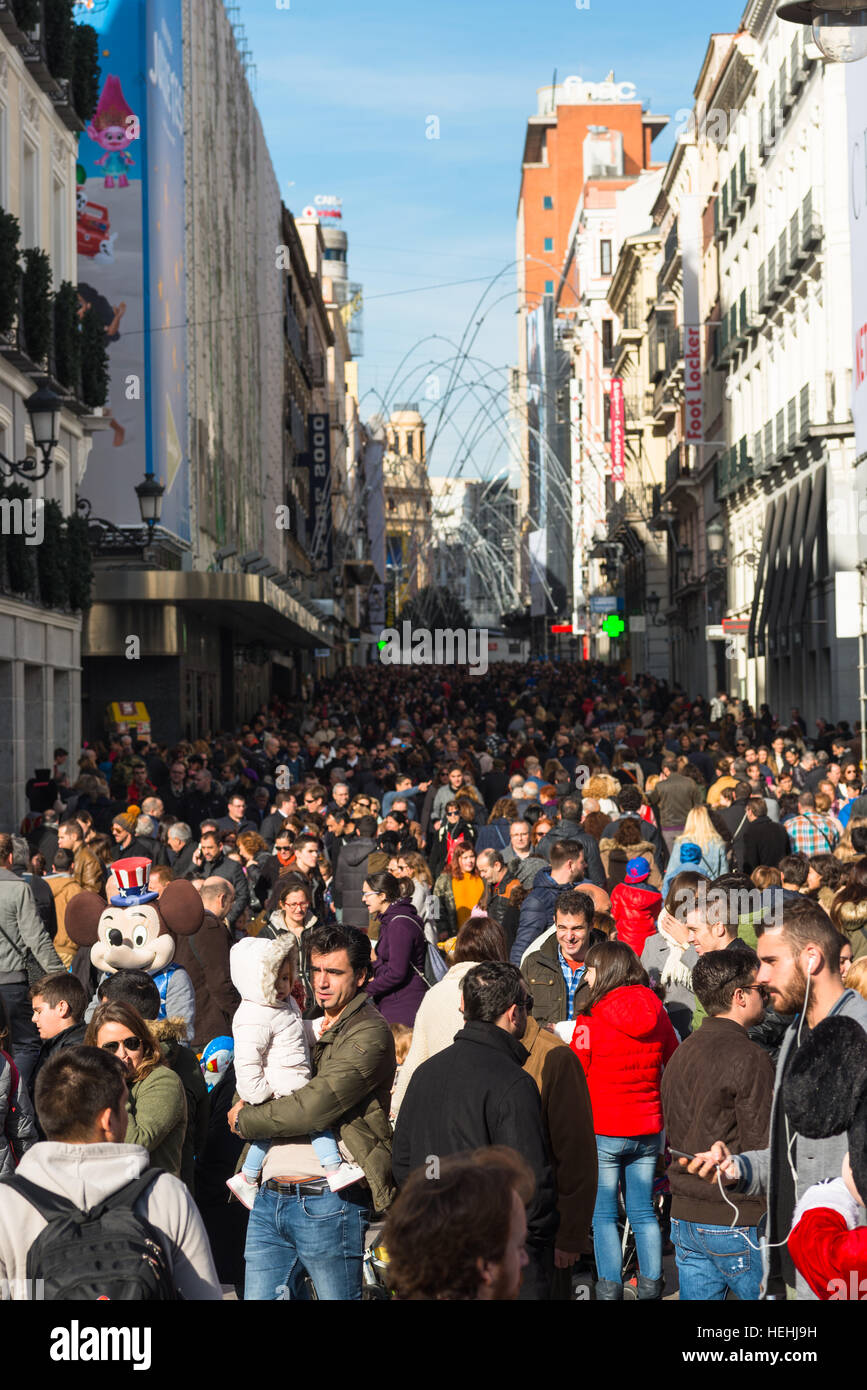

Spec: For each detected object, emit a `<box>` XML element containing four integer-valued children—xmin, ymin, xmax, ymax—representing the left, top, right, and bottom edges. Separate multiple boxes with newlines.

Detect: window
<box><xmin>604</xmin><ymin>395</ymin><xmax>611</xmax><ymax>442</ymax></box>
<box><xmin>602</xmin><ymin>318</ymin><xmax>614</xmax><ymax>363</ymax></box>
<box><xmin>52</xmin><ymin>178</ymin><xmax>67</xmax><ymax>282</ymax></box>
<box><xmin>600</xmin><ymin>239</ymin><xmax>612</xmax><ymax>276</ymax></box>
<box><xmin>406</xmin><ymin>431</ymin><xmax>414</xmax><ymax>458</ymax></box>
<box><xmin>544</xmin><ymin>237</ymin><xmax>553</xmax><ymax>252</ymax></box>
<box><xmin>544</xmin><ymin>280</ymin><xmax>554</xmax><ymax>295</ymax></box>
<box><xmin>0</xmin><ymin>105</ymin><xmax>7</xmax><ymax>207</ymax></box>
<box><xmin>543</xmin><ymin>196</ymin><xmax>553</xmax><ymax>210</ymax></box>
<box><xmin>21</xmin><ymin>138</ymin><xmax>38</xmax><ymax>248</ymax></box>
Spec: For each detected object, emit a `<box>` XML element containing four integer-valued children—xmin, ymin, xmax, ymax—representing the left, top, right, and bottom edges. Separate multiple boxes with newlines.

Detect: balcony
<box><xmin>663</xmin><ymin>443</ymin><xmax>699</xmax><ymax>500</ymax></box>
<box><xmin>736</xmin><ymin>148</ymin><xmax>757</xmax><ymax>206</ymax></box>
<box><xmin>800</xmin><ymin>190</ymin><xmax>823</xmax><ymax>258</ymax></box>
<box><xmin>715</xmin><ymin>435</ymin><xmax>753</xmax><ymax>501</ymax></box>
<box><xmin>649</xmin><ymin>313</ymin><xmax>675</xmax><ymax>383</ymax></box>
<box><xmin>623</xmin><ymin>385</ymin><xmax>651</xmax><ymax>432</ymax></box>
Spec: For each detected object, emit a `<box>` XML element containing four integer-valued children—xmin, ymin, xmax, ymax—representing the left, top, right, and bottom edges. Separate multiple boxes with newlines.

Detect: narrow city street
<box><xmin>0</xmin><ymin>0</ymin><xmax>865</xmax><ymax>1364</ymax></box>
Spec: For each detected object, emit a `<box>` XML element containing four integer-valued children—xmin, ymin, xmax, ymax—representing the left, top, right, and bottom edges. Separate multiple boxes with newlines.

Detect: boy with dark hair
<box><xmin>0</xmin><ymin>1045</ymin><xmax>221</xmax><ymax>1299</ymax></box>
<box><xmin>29</xmin><ymin>973</ymin><xmax>88</xmax><ymax>1125</ymax></box>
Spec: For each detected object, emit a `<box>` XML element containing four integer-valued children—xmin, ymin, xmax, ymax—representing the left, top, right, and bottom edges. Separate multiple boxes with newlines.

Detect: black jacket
<box><xmin>182</xmin><ymin>789</ymin><xmax>228</xmax><ymax>837</ymax></box>
<box><xmin>740</xmin><ymin>816</ymin><xmax>790</xmax><ymax>875</ymax></box>
<box><xmin>534</xmin><ymin>820</ymin><xmax>605</xmax><ymax>887</ymax></box>
<box><xmin>392</xmin><ymin>1020</ymin><xmax>559</xmax><ymax>1248</ymax></box>
<box><xmin>185</xmin><ymin>851</ymin><xmax>249</xmax><ymax>926</ymax></box>
<box><xmin>31</xmin><ymin>1021</ymin><xmax>87</xmax><ymax>1135</ymax></box>
<box><xmin>333</xmin><ymin>836</ymin><xmax>376</xmax><ymax>929</ymax></box>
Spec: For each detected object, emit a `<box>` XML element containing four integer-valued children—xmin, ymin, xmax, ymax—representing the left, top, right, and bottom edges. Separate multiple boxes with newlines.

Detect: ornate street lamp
<box><xmin>706</xmin><ymin>518</ymin><xmax>726</xmax><ymax>561</ymax></box>
<box><xmin>78</xmin><ymin>474</ymin><xmax>165</xmax><ymax>556</ymax></box>
<box><xmin>777</xmin><ymin>2</ymin><xmax>867</xmax><ymax>63</ymax></box>
<box><xmin>0</xmin><ymin>385</ymin><xmax>62</xmax><ymax>481</ymax></box>
<box><xmin>134</xmin><ymin>474</ymin><xmax>165</xmax><ymax>532</ymax></box>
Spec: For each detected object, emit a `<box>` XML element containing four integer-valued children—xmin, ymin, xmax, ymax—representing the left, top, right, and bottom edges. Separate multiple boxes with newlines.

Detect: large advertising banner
<box><xmin>848</xmin><ymin>64</ymin><xmax>867</xmax><ymax>463</ymax></box>
<box><xmin>146</xmin><ymin>0</ymin><xmax>189</xmax><ymax>541</ymax></box>
<box><xmin>74</xmin><ymin>0</ymin><xmax>189</xmax><ymax>541</ymax></box>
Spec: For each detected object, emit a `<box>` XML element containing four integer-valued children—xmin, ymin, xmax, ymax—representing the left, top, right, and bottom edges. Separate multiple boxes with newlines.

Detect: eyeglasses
<box><xmin>100</xmin><ymin>1036</ymin><xmax>143</xmax><ymax>1055</ymax></box>
<box><xmin>361</xmin><ymin>889</ymin><xmax>381</xmax><ymax>899</ymax></box>
<box><xmin>447</xmin><ymin>810</ymin><xmax>460</xmax><ymax>817</ymax></box>
<box><xmin>283</xmin><ymin>900</ymin><xmax>308</xmax><ymax>911</ymax></box>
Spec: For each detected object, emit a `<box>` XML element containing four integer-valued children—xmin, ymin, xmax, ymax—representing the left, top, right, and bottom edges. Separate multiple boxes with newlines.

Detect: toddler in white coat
<box><xmin>226</xmin><ymin>934</ymin><xmax>363</xmax><ymax>1209</ymax></box>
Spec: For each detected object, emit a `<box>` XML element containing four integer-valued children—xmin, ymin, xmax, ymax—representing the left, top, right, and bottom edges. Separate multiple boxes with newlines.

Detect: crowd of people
<box><xmin>2</xmin><ymin>662</ymin><xmax>867</xmax><ymax>1300</ymax></box>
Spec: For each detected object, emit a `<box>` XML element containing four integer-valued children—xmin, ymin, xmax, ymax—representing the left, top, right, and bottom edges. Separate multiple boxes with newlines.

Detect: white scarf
<box><xmin>657</xmin><ymin>913</ymin><xmax>693</xmax><ymax>991</ymax></box>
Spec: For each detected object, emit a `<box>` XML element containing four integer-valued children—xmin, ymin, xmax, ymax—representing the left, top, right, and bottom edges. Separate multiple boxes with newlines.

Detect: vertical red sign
<box><xmin>609</xmin><ymin>377</ymin><xmax>625</xmax><ymax>482</ymax></box>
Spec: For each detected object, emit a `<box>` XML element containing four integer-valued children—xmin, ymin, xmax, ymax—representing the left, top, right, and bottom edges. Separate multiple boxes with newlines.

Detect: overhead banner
<box><xmin>74</xmin><ymin>0</ymin><xmax>190</xmax><ymax>542</ymax></box>
<box><xmin>848</xmin><ymin>63</ymin><xmax>867</xmax><ymax>461</ymax></box>
<box><xmin>680</xmin><ymin>194</ymin><xmax>703</xmax><ymax>445</ymax></box>
<box><xmin>306</xmin><ymin>412</ymin><xmax>333</xmax><ymax>571</ymax></box>
<box><xmin>609</xmin><ymin>377</ymin><xmax>625</xmax><ymax>482</ymax></box>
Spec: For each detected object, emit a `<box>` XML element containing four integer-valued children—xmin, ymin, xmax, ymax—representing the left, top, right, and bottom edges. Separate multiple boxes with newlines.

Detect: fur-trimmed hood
<box><xmin>230</xmin><ymin>934</ymin><xmax>298</xmax><ymax>1007</ymax></box>
<box><xmin>149</xmin><ymin>1015</ymin><xmax>188</xmax><ymax>1046</ymax></box>
<box><xmin>599</xmin><ymin>837</ymin><xmax>657</xmax><ymax>858</ymax></box>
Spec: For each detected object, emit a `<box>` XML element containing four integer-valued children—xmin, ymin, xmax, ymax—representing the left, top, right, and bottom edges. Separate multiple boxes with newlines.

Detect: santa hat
<box><xmin>782</xmin><ymin>1015</ymin><xmax>867</xmax><ymax>1204</ymax></box>
<box><xmin>110</xmin><ymin>857</ymin><xmax>158</xmax><ymax>907</ymax></box>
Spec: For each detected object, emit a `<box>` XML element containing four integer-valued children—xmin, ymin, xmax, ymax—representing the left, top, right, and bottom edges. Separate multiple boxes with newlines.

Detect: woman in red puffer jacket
<box><xmin>569</xmin><ymin>939</ymin><xmax>678</xmax><ymax>1302</ymax></box>
<box><xmin>609</xmin><ymin>856</ymin><xmax>663</xmax><ymax>956</ymax></box>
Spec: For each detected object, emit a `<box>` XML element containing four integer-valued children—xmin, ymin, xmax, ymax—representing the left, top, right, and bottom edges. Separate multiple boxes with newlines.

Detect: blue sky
<box><xmin>241</xmin><ymin>0</ymin><xmax>747</xmax><ymax>480</ymax></box>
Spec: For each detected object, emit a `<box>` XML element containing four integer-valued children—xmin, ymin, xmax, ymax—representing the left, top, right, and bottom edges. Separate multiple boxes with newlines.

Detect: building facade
<box><xmin>0</xmin><ymin>5</ymin><xmax>101</xmax><ymax>818</ymax></box>
<box><xmin>711</xmin><ymin>2</ymin><xmax>857</xmax><ymax>721</ymax></box>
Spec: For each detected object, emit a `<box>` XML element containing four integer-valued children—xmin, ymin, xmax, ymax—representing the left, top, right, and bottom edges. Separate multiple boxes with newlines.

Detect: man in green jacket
<box><xmin>228</xmin><ymin>923</ymin><xmax>396</xmax><ymax>1300</ymax></box>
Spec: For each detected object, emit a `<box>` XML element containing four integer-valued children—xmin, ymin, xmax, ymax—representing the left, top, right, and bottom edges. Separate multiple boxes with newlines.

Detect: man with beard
<box><xmin>687</xmin><ymin>898</ymin><xmax>867</xmax><ymax>1299</ymax></box>
<box><xmin>382</xmin><ymin>1148</ymin><xmax>533</xmax><ymax>1300</ymax></box>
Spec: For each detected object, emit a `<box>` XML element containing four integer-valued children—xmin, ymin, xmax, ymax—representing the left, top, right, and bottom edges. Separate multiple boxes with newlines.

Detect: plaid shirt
<box><xmin>786</xmin><ymin>813</ymin><xmax>840</xmax><ymax>856</ymax></box>
<box><xmin>558</xmin><ymin>947</ymin><xmax>587</xmax><ymax>1021</ymax></box>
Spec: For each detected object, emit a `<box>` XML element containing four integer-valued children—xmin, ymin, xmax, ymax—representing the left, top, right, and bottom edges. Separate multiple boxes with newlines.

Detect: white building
<box><xmin>0</xmin><ymin>22</ymin><xmax>99</xmax><ymax>819</ymax></box>
<box><xmin>712</xmin><ymin>2</ymin><xmax>857</xmax><ymax>720</ymax></box>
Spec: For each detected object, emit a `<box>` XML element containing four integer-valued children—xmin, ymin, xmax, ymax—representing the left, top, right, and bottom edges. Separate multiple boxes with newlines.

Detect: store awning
<box><xmin>748</xmin><ymin>497</ymin><xmax>776</xmax><ymax>659</ymax></box>
<box><xmin>764</xmin><ymin>486</ymin><xmax>800</xmax><ymax>658</ymax></box>
<box><xmin>84</xmin><ymin>570</ymin><xmax>334</xmax><ymax>658</ymax></box>
<box><xmin>790</xmin><ymin>465</ymin><xmax>826</xmax><ymax>648</ymax></box>
<box><xmin>752</xmin><ymin>498</ymin><xmax>786</xmax><ymax>658</ymax></box>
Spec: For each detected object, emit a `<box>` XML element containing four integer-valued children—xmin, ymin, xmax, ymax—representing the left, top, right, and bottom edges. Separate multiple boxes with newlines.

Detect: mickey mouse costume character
<box><xmin>65</xmin><ymin>858</ymin><xmax>204</xmax><ymax>1042</ymax></box>
<box><xmin>785</xmin><ymin>1016</ymin><xmax>867</xmax><ymax>1299</ymax></box>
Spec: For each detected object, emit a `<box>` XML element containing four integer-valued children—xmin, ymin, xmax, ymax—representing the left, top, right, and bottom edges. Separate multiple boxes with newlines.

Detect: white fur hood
<box><xmin>230</xmin><ymin>934</ymin><xmax>297</xmax><ymax>1007</ymax></box>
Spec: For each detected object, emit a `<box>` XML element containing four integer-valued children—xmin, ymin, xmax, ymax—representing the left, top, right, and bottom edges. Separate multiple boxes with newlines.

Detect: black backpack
<box><xmin>1</xmin><ymin>1169</ymin><xmax>178</xmax><ymax>1300</ymax></box>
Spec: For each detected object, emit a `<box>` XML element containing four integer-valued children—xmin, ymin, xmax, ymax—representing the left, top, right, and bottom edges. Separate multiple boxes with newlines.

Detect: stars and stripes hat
<box><xmin>109</xmin><ymin>857</ymin><xmax>159</xmax><ymax>907</ymax></box>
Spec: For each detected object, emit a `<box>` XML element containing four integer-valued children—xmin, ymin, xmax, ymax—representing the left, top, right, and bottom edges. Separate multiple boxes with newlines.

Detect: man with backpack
<box><xmin>0</xmin><ymin>1045</ymin><xmax>221</xmax><ymax>1299</ymax></box>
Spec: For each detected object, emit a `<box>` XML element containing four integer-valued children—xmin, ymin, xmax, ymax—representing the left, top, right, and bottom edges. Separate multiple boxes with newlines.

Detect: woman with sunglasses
<box><xmin>85</xmin><ymin>1001</ymin><xmax>187</xmax><ymax>1179</ymax></box>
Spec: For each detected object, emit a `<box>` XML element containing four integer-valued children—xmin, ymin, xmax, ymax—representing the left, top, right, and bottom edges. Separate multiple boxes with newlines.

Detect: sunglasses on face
<box><xmin>101</xmin><ymin>1036</ymin><xmax>143</xmax><ymax>1055</ymax></box>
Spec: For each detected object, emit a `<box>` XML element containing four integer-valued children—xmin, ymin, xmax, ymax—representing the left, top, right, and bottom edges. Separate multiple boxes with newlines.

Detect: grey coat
<box><xmin>0</xmin><ymin>868</ymin><xmax>63</xmax><ymax>983</ymax></box>
<box><xmin>732</xmin><ymin>988</ymin><xmax>867</xmax><ymax>1299</ymax></box>
<box><xmin>640</xmin><ymin>931</ymin><xmax>695</xmax><ymax>1040</ymax></box>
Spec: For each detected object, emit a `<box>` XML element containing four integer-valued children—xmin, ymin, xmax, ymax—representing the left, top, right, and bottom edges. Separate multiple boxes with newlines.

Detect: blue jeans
<box><xmin>593</xmin><ymin>1133</ymin><xmax>661</xmax><ymax>1284</ymax></box>
<box><xmin>671</xmin><ymin>1218</ymin><xmax>762</xmax><ymax>1301</ymax></box>
<box><xmin>244</xmin><ymin>1182</ymin><xmax>370</xmax><ymax>1300</ymax></box>
<box><xmin>242</xmin><ymin>1131</ymin><xmax>342</xmax><ymax>1180</ymax></box>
